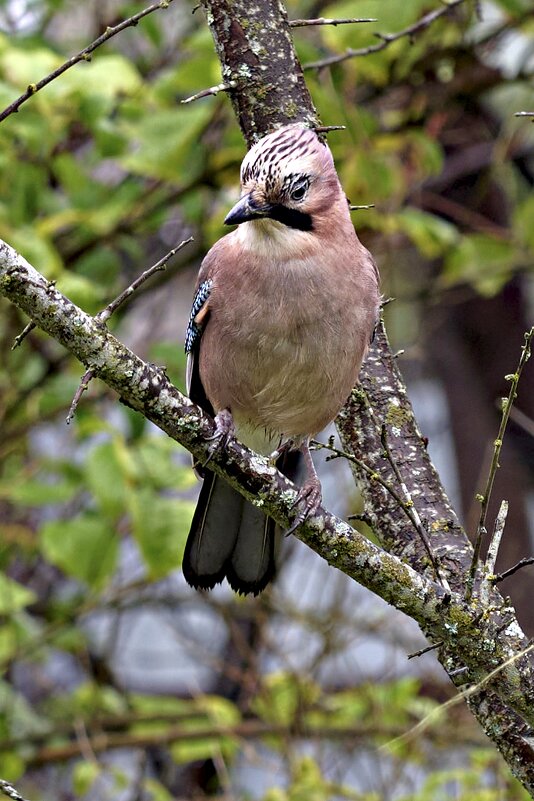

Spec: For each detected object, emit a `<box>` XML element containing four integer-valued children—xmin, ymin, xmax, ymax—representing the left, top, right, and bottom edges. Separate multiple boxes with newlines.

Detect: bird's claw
<box><xmin>285</xmin><ymin>479</ymin><xmax>322</xmax><ymax>536</ymax></box>
<box><xmin>268</xmin><ymin>439</ymin><xmax>293</xmax><ymax>467</ymax></box>
<box><xmin>203</xmin><ymin>409</ymin><xmax>235</xmax><ymax>467</ymax></box>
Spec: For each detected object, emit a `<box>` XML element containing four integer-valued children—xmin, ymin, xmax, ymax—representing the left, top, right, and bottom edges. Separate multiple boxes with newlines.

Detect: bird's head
<box><xmin>224</xmin><ymin>124</ymin><xmax>342</xmax><ymax>233</ymax></box>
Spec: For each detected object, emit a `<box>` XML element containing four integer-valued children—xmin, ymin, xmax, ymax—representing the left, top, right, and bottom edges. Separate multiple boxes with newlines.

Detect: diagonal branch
<box><xmin>0</xmin><ymin>781</ymin><xmax>32</xmax><ymax>801</ymax></box>
<box><xmin>289</xmin><ymin>17</ymin><xmax>376</xmax><ymax>28</ymax></box>
<box><xmin>303</xmin><ymin>0</ymin><xmax>468</xmax><ymax>70</ymax></box>
<box><xmin>3</xmin><ymin>240</ymin><xmax>534</xmax><ymax>744</ymax></box>
<box><xmin>0</xmin><ymin>0</ymin><xmax>177</xmax><ymax>123</ymax></box>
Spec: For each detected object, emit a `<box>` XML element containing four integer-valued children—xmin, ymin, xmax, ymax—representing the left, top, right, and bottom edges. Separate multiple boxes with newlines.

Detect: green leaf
<box><xmin>134</xmin><ymin>437</ymin><xmax>196</xmax><ymax>491</ymax></box>
<box><xmin>0</xmin><ymin>46</ymin><xmax>60</xmax><ymax>89</ymax></box>
<box><xmin>148</xmin><ymin>343</ymin><xmax>188</xmax><ymax>392</ymax></box>
<box><xmin>84</xmin><ymin>440</ymin><xmax>130</xmax><ymax>519</ymax></box>
<box><xmin>0</xmin><ymin>752</ymin><xmax>25</xmax><ymax>783</ymax></box>
<box><xmin>55</xmin><ymin>271</ymin><xmax>105</xmax><ymax>312</ymax></box>
<box><xmin>196</xmin><ymin>695</ymin><xmax>241</xmax><ymax>727</ymax></box>
<box><xmin>170</xmin><ymin>695</ymin><xmax>241</xmax><ymax>765</ymax></box>
<box><xmin>93</xmin><ymin>118</ymin><xmax>129</xmax><ymax>158</ymax></box>
<box><xmin>395</xmin><ymin>208</ymin><xmax>458</xmax><ymax>258</ymax></box>
<box><xmin>0</xmin><ymin>575</ymin><xmax>36</xmax><ymax>614</ymax></box>
<box><xmin>73</xmin><ymin>761</ymin><xmax>101</xmax><ymax>796</ymax></box>
<box><xmin>443</xmin><ymin>234</ymin><xmax>517</xmax><ymax>296</ymax></box>
<box><xmin>253</xmin><ymin>673</ymin><xmax>321</xmax><ymax>727</ymax></box>
<box><xmin>143</xmin><ymin>779</ymin><xmax>174</xmax><ymax>801</ymax></box>
<box><xmin>120</xmin><ymin>103</ymin><xmax>212</xmax><ymax>182</ymax></box>
<box><xmin>54</xmin><ymin>54</ymin><xmax>142</xmax><ymax>111</ymax></box>
<box><xmin>130</xmin><ymin>488</ymin><xmax>194</xmax><ymax>578</ymax></box>
<box><xmin>38</xmin><ymin>373</ymin><xmax>84</xmax><ymax>416</ymax></box>
<box><xmin>73</xmin><ymin>682</ymin><xmax>127</xmax><ymax>716</ymax></box>
<box><xmin>153</xmin><ymin>29</ymin><xmax>220</xmax><ymax>100</ymax></box>
<box><xmin>40</xmin><ymin>514</ymin><xmax>118</xmax><ymax>589</ymax></box>
<box><xmin>342</xmin><ymin>147</ymin><xmax>403</xmax><ymax>201</ymax></box>
<box><xmin>8</xmin><ymin>226</ymin><xmax>63</xmax><ymax>280</ymax></box>
<box><xmin>493</xmin><ymin>0</ymin><xmax>533</xmax><ymax>13</ymax></box>
<box><xmin>0</xmin><ymin>613</ymin><xmax>41</xmax><ymax>663</ymax></box>
<box><xmin>7</xmin><ymin>477</ymin><xmax>79</xmax><ymax>506</ymax></box>
<box><xmin>0</xmin><ymin>679</ymin><xmax>50</xmax><ymax>741</ymax></box>
<box><xmin>513</xmin><ymin>195</ymin><xmax>534</xmax><ymax>251</ymax></box>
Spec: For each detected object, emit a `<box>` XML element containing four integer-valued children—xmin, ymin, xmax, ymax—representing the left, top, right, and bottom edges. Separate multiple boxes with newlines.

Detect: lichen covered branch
<box><xmin>3</xmin><ymin>242</ymin><xmax>534</xmax><ymax>761</ymax></box>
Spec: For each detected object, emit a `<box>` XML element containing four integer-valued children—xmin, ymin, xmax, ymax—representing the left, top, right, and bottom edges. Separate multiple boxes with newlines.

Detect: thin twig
<box><xmin>181</xmin><ymin>81</ymin><xmax>236</xmax><ymax>104</ymax></box>
<box><xmin>314</xmin><ymin>125</ymin><xmax>346</xmax><ymax>132</ymax></box>
<box><xmin>66</xmin><ymin>369</ymin><xmax>94</xmax><ymax>425</ymax></box>
<box><xmin>385</xmin><ymin>641</ymin><xmax>534</xmax><ymax>753</ymax></box>
<box><xmin>0</xmin><ymin>780</ymin><xmax>31</xmax><ymax>801</ymax></box>
<box><xmin>407</xmin><ymin>641</ymin><xmax>443</xmax><ymax>660</ymax></box>
<box><xmin>304</xmin><ymin>0</ymin><xmax>467</xmax><ymax>70</ymax></box>
<box><xmin>491</xmin><ymin>557</ymin><xmax>534</xmax><ymax>585</ymax></box>
<box><xmin>12</xmin><ymin>720</ymin><xmax>451</xmax><ymax>767</ymax></box>
<box><xmin>480</xmin><ymin>499</ymin><xmax>508</xmax><ymax>605</ymax></box>
<box><xmin>65</xmin><ymin>238</ymin><xmax>193</xmax><ymax>423</ymax></box>
<box><xmin>289</xmin><ymin>17</ymin><xmax>376</xmax><ymax>27</ymax></box>
<box><xmin>96</xmin><ymin>237</ymin><xmax>193</xmax><ymax>323</ymax></box>
<box><xmin>312</xmin><ymin>436</ymin><xmax>448</xmax><ymax>589</ymax></box>
<box><xmin>11</xmin><ymin>321</ymin><xmax>35</xmax><ymax>350</ymax></box>
<box><xmin>467</xmin><ymin>327</ymin><xmax>534</xmax><ymax>601</ymax></box>
<box><xmin>312</xmin><ymin>440</ymin><xmax>413</xmax><ymax>519</ymax></box>
<box><xmin>380</xmin><ymin>424</ymin><xmax>451</xmax><ymax>592</ymax></box>
<box><xmin>449</xmin><ymin>665</ymin><xmax>469</xmax><ymax>679</ymax></box>
<box><xmin>0</xmin><ymin>0</ymin><xmax>177</xmax><ymax>123</ymax></box>
<box><xmin>11</xmin><ymin>280</ymin><xmax>56</xmax><ymax>348</ymax></box>
<box><xmin>515</xmin><ymin>111</ymin><xmax>534</xmax><ymax>118</ymax></box>
<box><xmin>349</xmin><ymin>204</ymin><xmax>375</xmax><ymax>210</ymax></box>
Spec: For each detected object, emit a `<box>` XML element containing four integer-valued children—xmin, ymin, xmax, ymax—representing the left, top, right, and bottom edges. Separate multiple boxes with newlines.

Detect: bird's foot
<box><xmin>285</xmin><ymin>477</ymin><xmax>322</xmax><ymax>536</ymax></box>
<box><xmin>203</xmin><ymin>408</ymin><xmax>235</xmax><ymax>467</ymax></box>
<box><xmin>268</xmin><ymin>439</ymin><xmax>294</xmax><ymax>467</ymax></box>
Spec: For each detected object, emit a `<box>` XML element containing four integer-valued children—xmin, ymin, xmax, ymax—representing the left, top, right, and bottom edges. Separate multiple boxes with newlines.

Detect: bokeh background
<box><xmin>0</xmin><ymin>0</ymin><xmax>533</xmax><ymax>798</ymax></box>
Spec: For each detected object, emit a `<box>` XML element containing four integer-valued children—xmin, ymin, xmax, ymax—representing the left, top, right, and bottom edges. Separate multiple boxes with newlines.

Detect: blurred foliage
<box><xmin>0</xmin><ymin>0</ymin><xmax>533</xmax><ymax>798</ymax></box>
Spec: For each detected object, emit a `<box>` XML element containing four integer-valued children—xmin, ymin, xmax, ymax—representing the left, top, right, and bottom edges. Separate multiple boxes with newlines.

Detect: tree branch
<box><xmin>468</xmin><ymin>328</ymin><xmax>534</xmax><ymax>599</ymax></box>
<box><xmin>289</xmin><ymin>17</ymin><xmax>376</xmax><ymax>28</ymax></box>
<box><xmin>0</xmin><ymin>781</ymin><xmax>32</xmax><ymax>801</ymax></box>
<box><xmin>199</xmin><ymin>0</ymin><xmax>319</xmax><ymax>143</ymax></box>
<box><xmin>3</xmin><ymin>241</ymin><xmax>534</xmax><ymax>753</ymax></box>
<box><xmin>12</xmin><ymin>719</ymin><xmax>483</xmax><ymax>768</ymax></box>
<box><xmin>303</xmin><ymin>0</ymin><xmax>468</xmax><ymax>71</ymax></box>
<box><xmin>0</xmin><ymin>0</ymin><xmax>178</xmax><ymax>123</ymax></box>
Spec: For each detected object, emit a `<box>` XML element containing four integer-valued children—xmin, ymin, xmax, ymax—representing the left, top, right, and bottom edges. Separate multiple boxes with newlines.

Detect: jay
<box><xmin>183</xmin><ymin>123</ymin><xmax>380</xmax><ymax>596</ymax></box>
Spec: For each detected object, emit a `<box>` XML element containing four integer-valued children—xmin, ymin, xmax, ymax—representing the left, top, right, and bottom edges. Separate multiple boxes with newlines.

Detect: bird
<box><xmin>182</xmin><ymin>123</ymin><xmax>380</xmax><ymax>596</ymax></box>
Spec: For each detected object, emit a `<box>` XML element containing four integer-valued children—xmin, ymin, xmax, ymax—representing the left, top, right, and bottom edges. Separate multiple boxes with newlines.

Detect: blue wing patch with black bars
<box><xmin>185</xmin><ymin>279</ymin><xmax>212</xmax><ymax>353</ymax></box>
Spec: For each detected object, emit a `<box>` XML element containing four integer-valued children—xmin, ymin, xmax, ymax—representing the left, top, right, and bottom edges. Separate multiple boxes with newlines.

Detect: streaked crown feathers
<box><xmin>239</xmin><ymin>124</ymin><xmax>340</xmax><ymax>211</ymax></box>
<box><xmin>241</xmin><ymin>125</ymin><xmax>332</xmax><ymax>183</ymax></box>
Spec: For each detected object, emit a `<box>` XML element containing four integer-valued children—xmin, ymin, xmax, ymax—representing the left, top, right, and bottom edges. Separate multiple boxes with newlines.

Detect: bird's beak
<box><xmin>224</xmin><ymin>194</ymin><xmax>273</xmax><ymax>226</ymax></box>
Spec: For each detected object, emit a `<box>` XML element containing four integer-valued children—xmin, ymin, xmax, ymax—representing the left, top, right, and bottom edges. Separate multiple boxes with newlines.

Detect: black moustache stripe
<box><xmin>268</xmin><ymin>205</ymin><xmax>314</xmax><ymax>231</ymax></box>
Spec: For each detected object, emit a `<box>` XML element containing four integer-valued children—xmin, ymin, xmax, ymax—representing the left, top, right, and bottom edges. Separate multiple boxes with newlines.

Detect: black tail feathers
<box><xmin>182</xmin><ymin>470</ymin><xmax>277</xmax><ymax>596</ymax></box>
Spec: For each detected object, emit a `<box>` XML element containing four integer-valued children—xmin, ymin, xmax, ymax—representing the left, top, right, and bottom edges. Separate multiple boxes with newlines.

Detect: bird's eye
<box><xmin>290</xmin><ymin>183</ymin><xmax>308</xmax><ymax>202</ymax></box>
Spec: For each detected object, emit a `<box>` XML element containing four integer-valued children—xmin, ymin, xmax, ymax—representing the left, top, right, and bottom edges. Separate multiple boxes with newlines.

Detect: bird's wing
<box><xmin>185</xmin><ymin>278</ymin><xmax>212</xmax><ymax>358</ymax></box>
<box><xmin>185</xmin><ymin>278</ymin><xmax>214</xmax><ymax>416</ymax></box>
